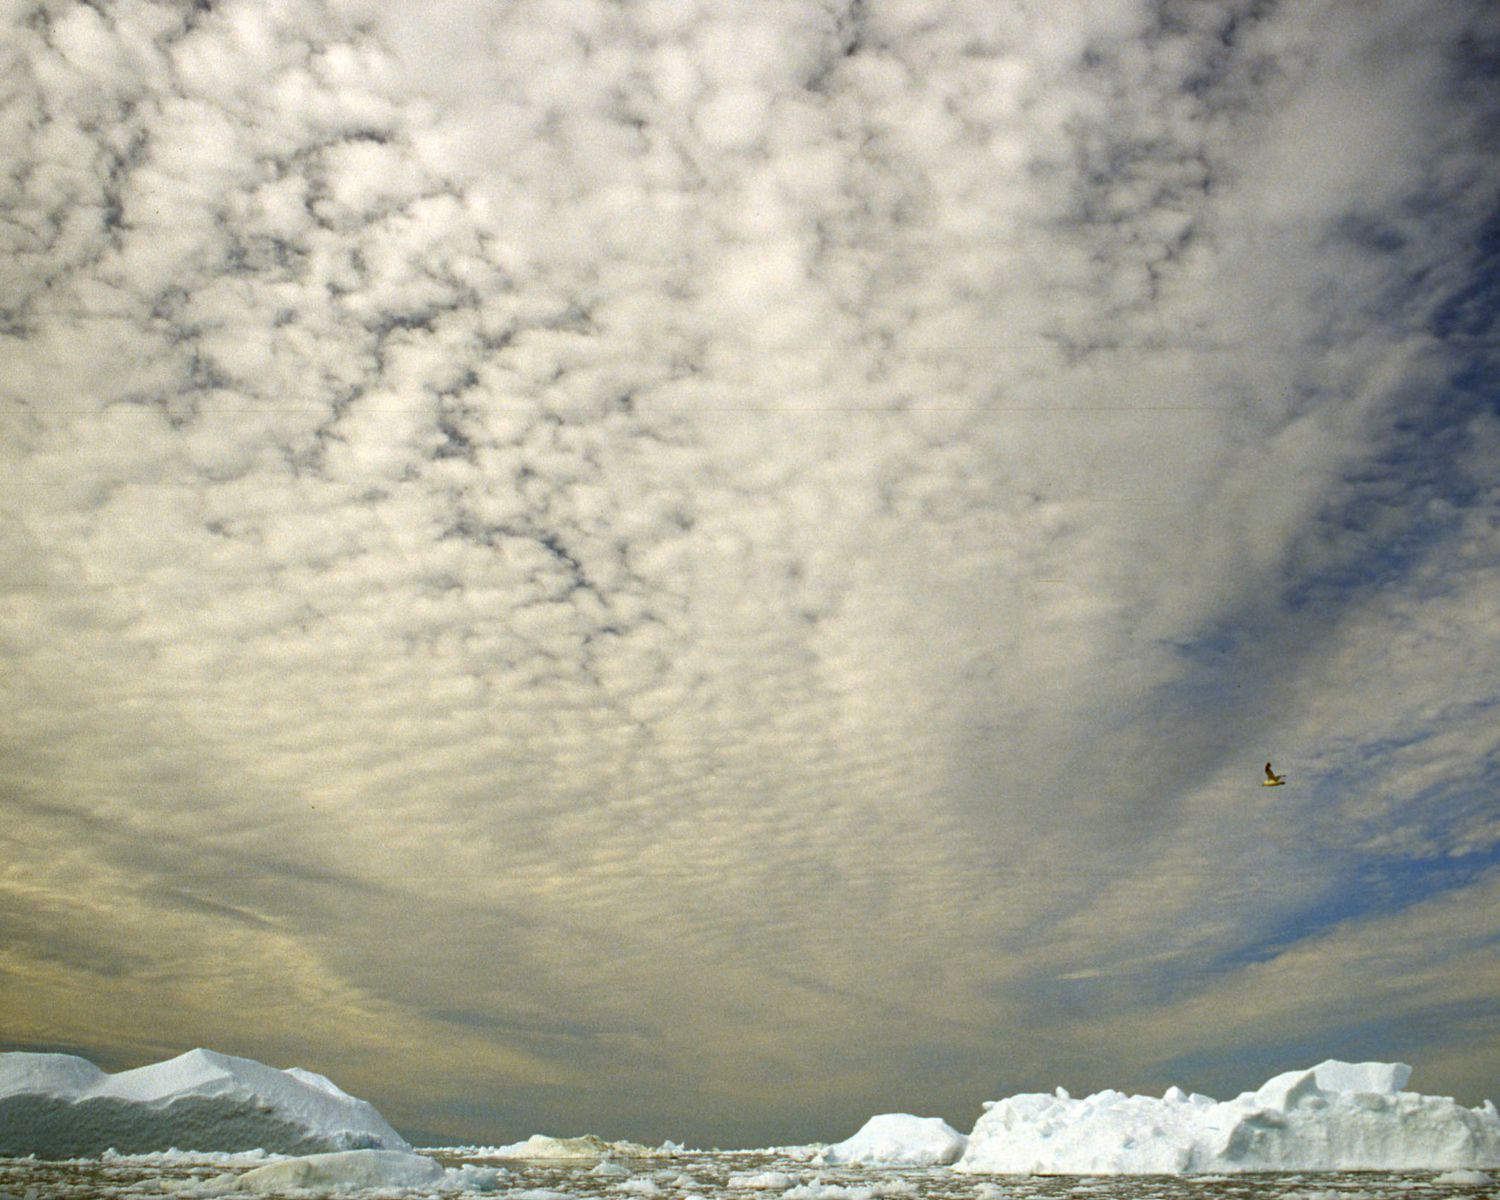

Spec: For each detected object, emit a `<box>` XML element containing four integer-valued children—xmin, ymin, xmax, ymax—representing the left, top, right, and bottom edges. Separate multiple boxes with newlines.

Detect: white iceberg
<box><xmin>822</xmin><ymin>1114</ymin><xmax>968</xmax><ymax>1166</ymax></box>
<box><xmin>0</xmin><ymin>1048</ymin><xmax>408</xmax><ymax>1158</ymax></box>
<box><xmin>472</xmin><ymin>1132</ymin><xmax>655</xmax><ymax>1160</ymax></box>
<box><xmin>223</xmin><ymin>1148</ymin><xmax>444</xmax><ymax>1192</ymax></box>
<box><xmin>956</xmin><ymin>1060</ymin><xmax>1500</xmax><ymax>1174</ymax></box>
<box><xmin>195</xmin><ymin>1148</ymin><xmax>502</xmax><ymax>1193</ymax></box>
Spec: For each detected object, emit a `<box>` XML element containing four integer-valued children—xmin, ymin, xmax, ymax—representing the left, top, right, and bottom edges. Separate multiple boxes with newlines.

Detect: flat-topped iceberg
<box><xmin>469</xmin><ymin>1132</ymin><xmax>656</xmax><ymax>1160</ymax></box>
<box><xmin>957</xmin><ymin>1060</ymin><xmax>1500</xmax><ymax>1174</ymax></box>
<box><xmin>822</xmin><ymin>1114</ymin><xmax>968</xmax><ymax>1166</ymax></box>
<box><xmin>205</xmin><ymin>1148</ymin><xmax>500</xmax><ymax>1193</ymax></box>
<box><xmin>218</xmin><ymin>1148</ymin><xmax>444</xmax><ymax>1192</ymax></box>
<box><xmin>0</xmin><ymin>1048</ymin><xmax>408</xmax><ymax>1158</ymax></box>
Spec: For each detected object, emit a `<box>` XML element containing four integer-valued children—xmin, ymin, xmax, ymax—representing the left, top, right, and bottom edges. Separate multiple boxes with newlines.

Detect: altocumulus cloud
<box><xmin>2</xmin><ymin>0</ymin><xmax>1499</xmax><ymax>1148</ymax></box>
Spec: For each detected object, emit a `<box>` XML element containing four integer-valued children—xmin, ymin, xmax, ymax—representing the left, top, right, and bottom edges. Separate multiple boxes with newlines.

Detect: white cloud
<box><xmin>3</xmin><ymin>0</ymin><xmax>1498</xmax><ymax>1146</ymax></box>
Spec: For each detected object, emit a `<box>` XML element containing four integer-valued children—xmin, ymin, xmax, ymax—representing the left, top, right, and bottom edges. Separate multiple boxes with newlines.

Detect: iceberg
<box><xmin>471</xmin><ymin>1132</ymin><xmax>656</xmax><ymax>1159</ymax></box>
<box><xmin>956</xmin><ymin>1060</ymin><xmax>1500</xmax><ymax>1174</ymax></box>
<box><xmin>821</xmin><ymin>1114</ymin><xmax>968</xmax><ymax>1166</ymax></box>
<box><xmin>0</xmin><ymin>1048</ymin><xmax>409</xmax><ymax>1158</ymax></box>
<box><xmin>220</xmin><ymin>1148</ymin><xmax>445</xmax><ymax>1192</ymax></box>
<box><xmin>195</xmin><ymin>1148</ymin><xmax>502</xmax><ymax>1194</ymax></box>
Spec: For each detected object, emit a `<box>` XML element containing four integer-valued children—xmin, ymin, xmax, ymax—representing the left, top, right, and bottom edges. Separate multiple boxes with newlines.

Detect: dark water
<box><xmin>0</xmin><ymin>1148</ymin><xmax>1491</xmax><ymax>1200</ymax></box>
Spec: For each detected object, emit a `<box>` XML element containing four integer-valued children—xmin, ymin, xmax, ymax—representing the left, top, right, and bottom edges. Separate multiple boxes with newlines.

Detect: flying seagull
<box><xmin>1264</xmin><ymin>761</ymin><xmax>1287</xmax><ymax>787</ymax></box>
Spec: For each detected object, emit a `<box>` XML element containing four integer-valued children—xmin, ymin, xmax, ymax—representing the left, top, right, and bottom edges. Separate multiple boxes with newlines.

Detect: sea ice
<box><xmin>1432</xmin><ymin>1169</ymin><xmax>1493</xmax><ymax>1185</ymax></box>
<box><xmin>821</xmin><ymin>1114</ymin><xmax>968</xmax><ymax>1166</ymax></box>
<box><xmin>729</xmin><ymin>1170</ymin><xmax>798</xmax><ymax>1189</ymax></box>
<box><xmin>784</xmin><ymin>1181</ymin><xmax>918</xmax><ymax>1200</ymax></box>
<box><xmin>956</xmin><ymin>1060</ymin><xmax>1500</xmax><ymax>1174</ymax></box>
<box><xmin>0</xmin><ymin>1048</ymin><xmax>408</xmax><ymax>1158</ymax></box>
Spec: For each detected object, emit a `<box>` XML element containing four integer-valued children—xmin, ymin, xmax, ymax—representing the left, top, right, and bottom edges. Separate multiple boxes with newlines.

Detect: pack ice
<box><xmin>0</xmin><ymin>1048</ymin><xmax>409</xmax><ymax>1158</ymax></box>
<box><xmin>956</xmin><ymin>1060</ymin><xmax>1500</xmax><ymax>1173</ymax></box>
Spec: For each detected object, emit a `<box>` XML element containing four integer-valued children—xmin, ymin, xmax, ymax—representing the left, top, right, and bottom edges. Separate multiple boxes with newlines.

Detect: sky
<box><xmin>2</xmin><ymin>0</ymin><xmax>1499</xmax><ymax>1151</ymax></box>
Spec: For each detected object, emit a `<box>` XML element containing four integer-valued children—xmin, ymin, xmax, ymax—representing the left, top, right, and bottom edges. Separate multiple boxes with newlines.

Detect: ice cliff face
<box><xmin>0</xmin><ymin>1048</ymin><xmax>409</xmax><ymax>1158</ymax></box>
<box><xmin>957</xmin><ymin>1060</ymin><xmax>1500</xmax><ymax>1174</ymax></box>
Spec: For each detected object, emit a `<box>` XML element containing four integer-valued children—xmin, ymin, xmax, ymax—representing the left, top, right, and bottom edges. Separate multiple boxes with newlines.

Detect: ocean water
<box><xmin>0</xmin><ymin>1149</ymin><xmax>1493</xmax><ymax>1200</ymax></box>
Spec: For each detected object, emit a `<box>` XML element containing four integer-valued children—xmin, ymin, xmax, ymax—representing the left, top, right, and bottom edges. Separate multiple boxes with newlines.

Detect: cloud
<box><xmin>3</xmin><ymin>0</ymin><xmax>1499</xmax><ymax>1146</ymax></box>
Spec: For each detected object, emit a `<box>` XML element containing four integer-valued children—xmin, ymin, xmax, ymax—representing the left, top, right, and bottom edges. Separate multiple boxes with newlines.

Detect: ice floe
<box><xmin>784</xmin><ymin>1181</ymin><xmax>918</xmax><ymax>1200</ymax></box>
<box><xmin>729</xmin><ymin>1169</ymin><xmax>798</xmax><ymax>1189</ymax></box>
<box><xmin>1432</xmin><ymin>1168</ymin><xmax>1493</xmax><ymax>1185</ymax></box>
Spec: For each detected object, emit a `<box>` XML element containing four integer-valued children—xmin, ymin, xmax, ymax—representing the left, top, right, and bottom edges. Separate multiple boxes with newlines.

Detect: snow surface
<box><xmin>0</xmin><ymin>1048</ymin><xmax>408</xmax><ymax>1158</ymax></box>
<box><xmin>956</xmin><ymin>1060</ymin><xmax>1500</xmax><ymax>1174</ymax></box>
<box><xmin>820</xmin><ymin>1114</ymin><xmax>968</xmax><ymax>1166</ymax></box>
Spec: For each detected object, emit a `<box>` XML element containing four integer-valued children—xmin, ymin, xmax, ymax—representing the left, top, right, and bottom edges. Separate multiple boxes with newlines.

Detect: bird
<box><xmin>1264</xmin><ymin>761</ymin><xmax>1287</xmax><ymax>787</ymax></box>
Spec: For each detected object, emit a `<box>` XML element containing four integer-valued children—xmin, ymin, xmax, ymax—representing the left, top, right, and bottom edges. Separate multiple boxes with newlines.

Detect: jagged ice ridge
<box><xmin>955</xmin><ymin>1060</ymin><xmax>1500</xmax><ymax>1173</ymax></box>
